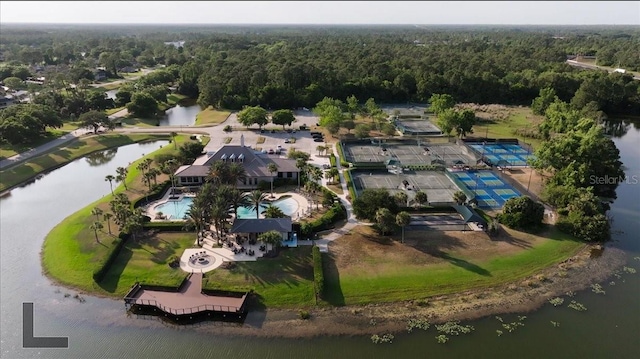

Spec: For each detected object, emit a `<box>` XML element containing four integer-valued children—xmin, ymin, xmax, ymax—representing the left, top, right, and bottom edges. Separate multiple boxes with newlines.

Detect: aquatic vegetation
<box><xmin>633</xmin><ymin>256</ymin><xmax>640</xmax><ymax>261</ymax></box>
<box><xmin>568</xmin><ymin>300</ymin><xmax>587</xmax><ymax>312</ymax></box>
<box><xmin>496</xmin><ymin>330</ymin><xmax>503</xmax><ymax>336</ymax></box>
<box><xmin>566</xmin><ymin>291</ymin><xmax>576</xmax><ymax>297</ymax></box>
<box><xmin>369</xmin><ymin>318</ymin><xmax>377</xmax><ymax>326</ymax></box>
<box><xmin>406</xmin><ymin>318</ymin><xmax>431</xmax><ymax>333</ymax></box>
<box><xmin>551</xmin><ymin>321</ymin><xmax>560</xmax><ymax>328</ymax></box>
<box><xmin>435</xmin><ymin>321</ymin><xmax>475</xmax><ymax>336</ymax></box>
<box><xmin>622</xmin><ymin>266</ymin><xmax>636</xmax><ymax>274</ymax></box>
<box><xmin>548</xmin><ymin>297</ymin><xmax>565</xmax><ymax>307</ymax></box>
<box><xmin>495</xmin><ymin>316</ymin><xmax>504</xmax><ymax>323</ymax></box>
<box><xmin>591</xmin><ymin>283</ymin><xmax>606</xmax><ymax>295</ymax></box>
<box><xmin>498</xmin><ymin>315</ymin><xmax>527</xmax><ymax>333</ymax></box>
<box><xmin>435</xmin><ymin>334</ymin><xmax>449</xmax><ymax>344</ymax></box>
<box><xmin>371</xmin><ymin>334</ymin><xmax>394</xmax><ymax>344</ymax></box>
<box><xmin>609</xmin><ymin>281</ymin><xmax>616</xmax><ymax>286</ymax></box>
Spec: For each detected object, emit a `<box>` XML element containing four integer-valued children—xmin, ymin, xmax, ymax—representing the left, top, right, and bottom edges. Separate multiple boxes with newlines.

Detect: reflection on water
<box><xmin>160</xmin><ymin>104</ymin><xmax>201</xmax><ymax>126</ymax></box>
<box><xmin>85</xmin><ymin>148</ymin><xmax>118</xmax><ymax>166</ymax></box>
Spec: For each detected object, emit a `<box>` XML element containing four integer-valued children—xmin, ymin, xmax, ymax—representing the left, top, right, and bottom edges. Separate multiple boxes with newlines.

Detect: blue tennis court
<box><xmin>450</xmin><ymin>170</ymin><xmax>521</xmax><ymax>209</ymax></box>
<box><xmin>467</xmin><ymin>143</ymin><xmax>534</xmax><ymax>167</ymax></box>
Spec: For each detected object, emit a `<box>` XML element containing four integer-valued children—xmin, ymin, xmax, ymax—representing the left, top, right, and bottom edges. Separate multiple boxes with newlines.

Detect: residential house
<box><xmin>174</xmin><ymin>135</ymin><xmax>299</xmax><ymax>188</ymax></box>
<box><xmin>0</xmin><ymin>94</ymin><xmax>15</xmax><ymax>109</ymax></box>
<box><xmin>94</xmin><ymin>68</ymin><xmax>108</xmax><ymax>81</ymax></box>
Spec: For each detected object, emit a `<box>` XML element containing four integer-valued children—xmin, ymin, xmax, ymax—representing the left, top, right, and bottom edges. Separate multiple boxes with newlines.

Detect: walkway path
<box><xmin>0</xmin><ymin>108</ymin><xmax>131</xmax><ymax>171</ymax></box>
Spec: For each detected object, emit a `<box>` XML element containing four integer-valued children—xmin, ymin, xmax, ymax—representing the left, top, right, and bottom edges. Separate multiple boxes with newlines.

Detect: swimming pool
<box><xmin>153</xmin><ymin>196</ymin><xmax>299</xmax><ymax>220</ymax></box>
<box><xmin>236</xmin><ymin>197</ymin><xmax>299</xmax><ymax>219</ymax></box>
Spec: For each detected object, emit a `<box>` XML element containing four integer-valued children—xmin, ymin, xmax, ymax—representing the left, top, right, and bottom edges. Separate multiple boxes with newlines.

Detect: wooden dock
<box><xmin>124</xmin><ymin>273</ymin><xmax>248</xmax><ymax>316</ymax></box>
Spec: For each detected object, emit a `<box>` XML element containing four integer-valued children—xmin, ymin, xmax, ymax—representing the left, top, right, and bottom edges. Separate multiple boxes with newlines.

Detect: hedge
<box><xmin>300</xmin><ymin>202</ymin><xmax>347</xmax><ymax>237</ymax></box>
<box><xmin>329</xmin><ymin>153</ymin><xmax>337</xmax><ymax>168</ymax></box>
<box><xmin>312</xmin><ymin>246</ymin><xmax>324</xmax><ymax>298</ymax></box>
<box><xmin>142</xmin><ymin>221</ymin><xmax>187</xmax><ymax>231</ymax></box>
<box><xmin>351</xmin><ymin>162</ymin><xmax>387</xmax><ymax>170</ymax></box>
<box><xmin>404</xmin><ymin>164</ymin><xmax>445</xmax><ymax>171</ymax></box>
<box><xmin>132</xmin><ymin>180</ymin><xmax>172</xmax><ymax>209</ymax></box>
<box><xmin>344</xmin><ymin>170</ymin><xmax>357</xmax><ymax>201</ymax></box>
<box><xmin>92</xmin><ymin>232</ymin><xmax>129</xmax><ymax>282</ymax></box>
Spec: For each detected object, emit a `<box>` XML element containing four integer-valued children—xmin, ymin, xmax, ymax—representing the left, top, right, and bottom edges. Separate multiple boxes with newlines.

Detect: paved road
<box><xmin>566</xmin><ymin>60</ymin><xmax>640</xmax><ymax>81</ymax></box>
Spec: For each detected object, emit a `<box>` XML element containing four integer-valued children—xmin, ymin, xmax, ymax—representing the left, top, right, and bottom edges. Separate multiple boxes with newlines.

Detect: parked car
<box><xmin>313</xmin><ymin>138</ymin><xmax>324</xmax><ymax>142</ymax></box>
<box><xmin>270</xmin><ymin>129</ymin><xmax>276</xmax><ymax>133</ymax></box>
<box><xmin>286</xmin><ymin>129</ymin><xmax>292</xmax><ymax>133</ymax></box>
<box><xmin>284</xmin><ymin>138</ymin><xmax>290</xmax><ymax>143</ymax></box>
<box><xmin>277</xmin><ymin>145</ymin><xmax>282</xmax><ymax>150</ymax></box>
<box><xmin>310</xmin><ymin>131</ymin><xmax>321</xmax><ymax>136</ymax></box>
<box><xmin>322</xmin><ymin>164</ymin><xmax>330</xmax><ymax>169</ymax></box>
<box><xmin>268</xmin><ymin>149</ymin><xmax>275</xmax><ymax>154</ymax></box>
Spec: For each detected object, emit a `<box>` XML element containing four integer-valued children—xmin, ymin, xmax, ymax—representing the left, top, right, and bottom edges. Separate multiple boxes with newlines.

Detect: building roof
<box><xmin>230</xmin><ymin>218</ymin><xmax>292</xmax><ymax>234</ymax></box>
<box><xmin>452</xmin><ymin>205</ymin><xmax>488</xmax><ymax>227</ymax></box>
<box><xmin>202</xmin><ymin>145</ymin><xmax>298</xmax><ymax>177</ymax></box>
<box><xmin>175</xmin><ymin>165</ymin><xmax>209</xmax><ymax>177</ymax></box>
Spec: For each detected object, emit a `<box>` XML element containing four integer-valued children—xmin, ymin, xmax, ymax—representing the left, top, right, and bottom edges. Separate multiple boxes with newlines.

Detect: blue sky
<box><xmin>1</xmin><ymin>1</ymin><xmax>639</xmax><ymax>25</ymax></box>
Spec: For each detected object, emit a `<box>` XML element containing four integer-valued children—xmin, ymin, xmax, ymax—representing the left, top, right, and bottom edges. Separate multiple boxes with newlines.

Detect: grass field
<box><xmin>322</xmin><ymin>225</ymin><xmax>583</xmax><ymax>306</ymax></box>
<box><xmin>0</xmin><ymin>133</ymin><xmax>170</xmax><ymax>192</ymax></box>
<box><xmin>41</xmin><ymin>134</ymin><xmax>201</xmax><ymax>295</ymax></box>
<box><xmin>470</xmin><ymin>106</ymin><xmax>544</xmax><ymax>149</ymax></box>
<box><xmin>195</xmin><ymin>106</ymin><xmax>231</xmax><ymax>126</ymax></box>
<box><xmin>202</xmin><ymin>246</ymin><xmax>316</xmax><ymax>307</ymax></box>
<box><xmin>98</xmin><ymin>233</ymin><xmax>196</xmax><ymax>295</ymax></box>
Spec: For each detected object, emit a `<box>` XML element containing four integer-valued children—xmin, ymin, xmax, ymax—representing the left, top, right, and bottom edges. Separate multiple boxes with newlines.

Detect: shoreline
<box><xmin>180</xmin><ymin>243</ymin><xmax>627</xmax><ymax>339</ymax></box>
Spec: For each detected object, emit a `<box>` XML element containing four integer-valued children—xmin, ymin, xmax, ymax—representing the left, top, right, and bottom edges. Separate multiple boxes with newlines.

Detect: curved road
<box><xmin>565</xmin><ymin>60</ymin><xmax>640</xmax><ymax>81</ymax></box>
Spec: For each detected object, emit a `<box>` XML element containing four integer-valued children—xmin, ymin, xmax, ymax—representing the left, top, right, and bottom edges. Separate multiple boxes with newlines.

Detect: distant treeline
<box><xmin>1</xmin><ymin>25</ymin><xmax>639</xmax><ymax>114</ymax></box>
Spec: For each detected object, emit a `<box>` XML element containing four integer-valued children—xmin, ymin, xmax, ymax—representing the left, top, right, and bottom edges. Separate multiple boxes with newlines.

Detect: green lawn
<box><xmin>473</xmin><ymin>107</ymin><xmax>543</xmax><ymax>149</ymax></box>
<box><xmin>323</xmin><ymin>227</ymin><xmax>583</xmax><ymax>306</ymax></box>
<box><xmin>0</xmin><ymin>128</ymin><xmax>76</xmax><ymax>160</ymax></box>
<box><xmin>41</xmin><ymin>134</ymin><xmax>199</xmax><ymax>295</ymax></box>
<box><xmin>98</xmin><ymin>233</ymin><xmax>196</xmax><ymax>295</ymax></box>
<box><xmin>202</xmin><ymin>246</ymin><xmax>316</xmax><ymax>307</ymax></box>
<box><xmin>105</xmin><ymin>107</ymin><xmax>126</xmax><ymax>116</ymax></box>
<box><xmin>195</xmin><ymin>106</ymin><xmax>231</xmax><ymax>126</ymax></box>
<box><xmin>0</xmin><ymin>133</ymin><xmax>170</xmax><ymax>192</ymax></box>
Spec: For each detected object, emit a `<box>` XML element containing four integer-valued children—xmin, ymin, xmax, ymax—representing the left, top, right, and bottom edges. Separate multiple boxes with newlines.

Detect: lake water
<box><xmin>0</xmin><ymin>123</ymin><xmax>638</xmax><ymax>358</ymax></box>
<box><xmin>159</xmin><ymin>104</ymin><xmax>201</xmax><ymax>127</ymax></box>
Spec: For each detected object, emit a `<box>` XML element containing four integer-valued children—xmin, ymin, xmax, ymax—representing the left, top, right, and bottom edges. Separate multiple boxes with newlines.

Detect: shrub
<box><xmin>300</xmin><ymin>202</ymin><xmax>347</xmax><ymax>237</ymax></box>
<box><xmin>498</xmin><ymin>196</ymin><xmax>544</xmax><ymax>229</ymax></box>
<box><xmin>223</xmin><ymin>125</ymin><xmax>232</xmax><ymax>132</ymax></box>
<box><xmin>312</xmin><ymin>246</ymin><xmax>324</xmax><ymax>297</ymax></box>
<box><xmin>298</xmin><ymin>310</ymin><xmax>311</xmax><ymax>320</ymax></box>
<box><xmin>329</xmin><ymin>153</ymin><xmax>337</xmax><ymax>168</ymax></box>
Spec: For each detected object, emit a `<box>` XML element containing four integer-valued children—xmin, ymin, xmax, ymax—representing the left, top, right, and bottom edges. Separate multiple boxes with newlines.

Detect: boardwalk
<box><xmin>125</xmin><ymin>273</ymin><xmax>247</xmax><ymax>315</ymax></box>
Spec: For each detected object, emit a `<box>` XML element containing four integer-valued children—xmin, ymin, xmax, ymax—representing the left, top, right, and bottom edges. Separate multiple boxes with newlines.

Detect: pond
<box><xmin>159</xmin><ymin>104</ymin><xmax>201</xmax><ymax>127</ymax></box>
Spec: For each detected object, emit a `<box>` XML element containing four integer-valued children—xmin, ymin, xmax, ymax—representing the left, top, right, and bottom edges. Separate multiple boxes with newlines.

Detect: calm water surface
<box><xmin>0</xmin><ymin>123</ymin><xmax>638</xmax><ymax>358</ymax></box>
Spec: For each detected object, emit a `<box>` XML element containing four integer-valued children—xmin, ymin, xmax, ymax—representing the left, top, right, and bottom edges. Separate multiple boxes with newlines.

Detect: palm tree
<box><xmin>394</xmin><ymin>192</ymin><xmax>408</xmax><ymax>207</ymax></box>
<box><xmin>228</xmin><ymin>188</ymin><xmax>251</xmax><ymax>218</ymax></box>
<box><xmin>207</xmin><ymin>160</ymin><xmax>228</xmax><ymax>184</ymax></box>
<box><xmin>248</xmin><ymin>190</ymin><xmax>267</xmax><ymax>219</ymax></box>
<box><xmin>308</xmin><ymin>166</ymin><xmax>323</xmax><ymax>183</ymax></box>
<box><xmin>316</xmin><ymin>145</ymin><xmax>325</xmax><ymax>156</ymax></box>
<box><xmin>227</xmin><ymin>162</ymin><xmax>247</xmax><ymax>187</ymax></box>
<box><xmin>91</xmin><ymin>207</ymin><xmax>103</xmax><ymax>222</ymax></box>
<box><xmin>414</xmin><ymin>190</ymin><xmax>429</xmax><ymax>207</ymax></box>
<box><xmin>116</xmin><ymin>166</ymin><xmax>128</xmax><ymax>190</ymax></box>
<box><xmin>375</xmin><ymin>208</ymin><xmax>394</xmax><ymax>236</ymax></box>
<box><xmin>143</xmin><ymin>172</ymin><xmax>154</xmax><ymax>190</ymax></box>
<box><xmin>105</xmin><ymin>175</ymin><xmax>115</xmax><ymax>195</ymax></box>
<box><xmin>170</xmin><ymin>131</ymin><xmax>178</xmax><ymax>149</ymax></box>
<box><xmin>325</xmin><ymin>168</ymin><xmax>339</xmax><ymax>184</ymax></box>
<box><xmin>90</xmin><ymin>221</ymin><xmax>103</xmax><ymax>243</ymax></box>
<box><xmin>210</xmin><ymin>197</ymin><xmax>230</xmax><ymax>244</ymax></box>
<box><xmin>396</xmin><ymin>211</ymin><xmax>411</xmax><ymax>243</ymax></box>
<box><xmin>148</xmin><ymin>167</ymin><xmax>161</xmax><ymax>186</ymax></box>
<box><xmin>162</xmin><ymin>159</ymin><xmax>180</xmax><ymax>195</ymax></box>
<box><xmin>184</xmin><ymin>202</ymin><xmax>207</xmax><ymax>239</ymax></box>
<box><xmin>453</xmin><ymin>191</ymin><xmax>467</xmax><ymax>205</ymax></box>
<box><xmin>295</xmin><ymin>158</ymin><xmax>306</xmax><ymax>190</ymax></box>
<box><xmin>264</xmin><ymin>204</ymin><xmax>286</xmax><ymax>218</ymax></box>
<box><xmin>267</xmin><ymin>162</ymin><xmax>279</xmax><ymax>198</ymax></box>
<box><xmin>258</xmin><ymin>230</ymin><xmax>283</xmax><ymax>253</ymax></box>
<box><xmin>103</xmin><ymin>212</ymin><xmax>113</xmax><ymax>234</ymax></box>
